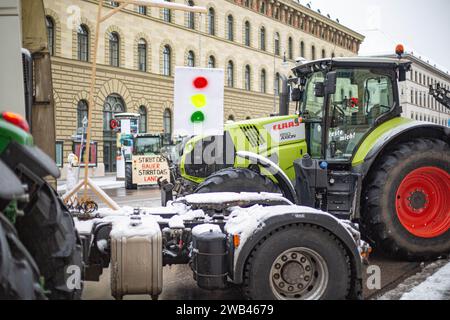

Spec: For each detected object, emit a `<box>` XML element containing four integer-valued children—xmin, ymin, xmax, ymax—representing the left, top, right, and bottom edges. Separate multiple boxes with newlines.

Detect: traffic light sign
<box><xmin>174</xmin><ymin>67</ymin><xmax>224</xmax><ymax>136</ymax></box>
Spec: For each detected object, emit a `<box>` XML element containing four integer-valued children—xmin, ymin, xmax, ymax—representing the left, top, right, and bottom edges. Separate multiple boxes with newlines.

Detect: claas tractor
<box><xmin>160</xmin><ymin>56</ymin><xmax>450</xmax><ymax>261</ymax></box>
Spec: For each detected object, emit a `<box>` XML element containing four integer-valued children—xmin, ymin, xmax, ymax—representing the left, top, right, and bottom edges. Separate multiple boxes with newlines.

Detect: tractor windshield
<box><xmin>135</xmin><ymin>136</ymin><xmax>162</xmax><ymax>155</ymax></box>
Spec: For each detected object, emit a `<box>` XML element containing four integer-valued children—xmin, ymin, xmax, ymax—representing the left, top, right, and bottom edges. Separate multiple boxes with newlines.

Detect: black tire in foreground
<box><xmin>195</xmin><ymin>168</ymin><xmax>281</xmax><ymax>194</ymax></box>
<box><xmin>0</xmin><ymin>214</ymin><xmax>46</xmax><ymax>300</ymax></box>
<box><xmin>243</xmin><ymin>224</ymin><xmax>351</xmax><ymax>300</ymax></box>
<box><xmin>125</xmin><ymin>163</ymin><xmax>138</xmax><ymax>190</ymax></box>
<box><xmin>362</xmin><ymin>138</ymin><xmax>450</xmax><ymax>261</ymax></box>
<box><xmin>15</xmin><ymin>182</ymin><xmax>83</xmax><ymax>300</ymax></box>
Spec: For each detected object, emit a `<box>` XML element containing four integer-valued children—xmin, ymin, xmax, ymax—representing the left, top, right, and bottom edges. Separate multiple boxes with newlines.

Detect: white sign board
<box><xmin>174</xmin><ymin>67</ymin><xmax>224</xmax><ymax>136</ymax></box>
<box><xmin>132</xmin><ymin>155</ymin><xmax>170</xmax><ymax>186</ymax></box>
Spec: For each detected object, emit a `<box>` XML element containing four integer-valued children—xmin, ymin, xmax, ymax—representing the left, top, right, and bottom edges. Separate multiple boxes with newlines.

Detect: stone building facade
<box><xmin>43</xmin><ymin>0</ymin><xmax>364</xmax><ymax>177</ymax></box>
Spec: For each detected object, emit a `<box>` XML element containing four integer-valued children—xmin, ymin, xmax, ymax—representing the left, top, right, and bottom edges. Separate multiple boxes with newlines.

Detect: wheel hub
<box><xmin>408</xmin><ymin>190</ymin><xmax>428</xmax><ymax>211</ymax></box>
<box><xmin>270</xmin><ymin>248</ymin><xmax>328</xmax><ymax>300</ymax></box>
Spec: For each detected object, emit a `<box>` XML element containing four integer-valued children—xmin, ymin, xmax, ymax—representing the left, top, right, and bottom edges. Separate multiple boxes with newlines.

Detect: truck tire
<box><xmin>0</xmin><ymin>214</ymin><xmax>46</xmax><ymax>300</ymax></box>
<box><xmin>195</xmin><ymin>168</ymin><xmax>281</xmax><ymax>194</ymax></box>
<box><xmin>125</xmin><ymin>163</ymin><xmax>137</xmax><ymax>190</ymax></box>
<box><xmin>243</xmin><ymin>224</ymin><xmax>351</xmax><ymax>300</ymax></box>
<box><xmin>15</xmin><ymin>182</ymin><xmax>83</xmax><ymax>300</ymax></box>
<box><xmin>362</xmin><ymin>138</ymin><xmax>450</xmax><ymax>261</ymax></box>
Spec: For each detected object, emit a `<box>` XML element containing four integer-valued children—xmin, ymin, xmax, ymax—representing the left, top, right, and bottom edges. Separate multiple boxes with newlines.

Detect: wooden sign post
<box><xmin>62</xmin><ymin>0</ymin><xmax>207</xmax><ymax>210</ymax></box>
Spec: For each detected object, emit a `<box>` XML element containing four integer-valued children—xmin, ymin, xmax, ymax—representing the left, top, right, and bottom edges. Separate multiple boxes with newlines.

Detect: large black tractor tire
<box><xmin>125</xmin><ymin>163</ymin><xmax>138</xmax><ymax>190</ymax></box>
<box><xmin>15</xmin><ymin>182</ymin><xmax>83</xmax><ymax>300</ymax></box>
<box><xmin>0</xmin><ymin>214</ymin><xmax>46</xmax><ymax>300</ymax></box>
<box><xmin>362</xmin><ymin>138</ymin><xmax>450</xmax><ymax>261</ymax></box>
<box><xmin>195</xmin><ymin>168</ymin><xmax>281</xmax><ymax>194</ymax></box>
<box><xmin>243</xmin><ymin>224</ymin><xmax>352</xmax><ymax>300</ymax></box>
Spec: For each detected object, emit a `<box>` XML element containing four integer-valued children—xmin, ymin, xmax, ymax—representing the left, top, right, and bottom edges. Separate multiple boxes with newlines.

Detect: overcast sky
<box><xmin>304</xmin><ymin>0</ymin><xmax>450</xmax><ymax>72</ymax></box>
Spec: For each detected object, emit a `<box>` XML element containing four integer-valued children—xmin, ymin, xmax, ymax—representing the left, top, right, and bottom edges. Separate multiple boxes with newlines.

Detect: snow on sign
<box><xmin>131</xmin><ymin>155</ymin><xmax>170</xmax><ymax>186</ymax></box>
<box><xmin>174</xmin><ymin>67</ymin><xmax>224</xmax><ymax>136</ymax></box>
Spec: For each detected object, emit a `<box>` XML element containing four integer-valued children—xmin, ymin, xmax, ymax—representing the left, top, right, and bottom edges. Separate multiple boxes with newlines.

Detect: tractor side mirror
<box><xmin>291</xmin><ymin>87</ymin><xmax>303</xmax><ymax>102</ymax></box>
<box><xmin>314</xmin><ymin>82</ymin><xmax>325</xmax><ymax>97</ymax></box>
<box><xmin>324</xmin><ymin>71</ymin><xmax>337</xmax><ymax>94</ymax></box>
<box><xmin>398</xmin><ymin>66</ymin><xmax>407</xmax><ymax>82</ymax></box>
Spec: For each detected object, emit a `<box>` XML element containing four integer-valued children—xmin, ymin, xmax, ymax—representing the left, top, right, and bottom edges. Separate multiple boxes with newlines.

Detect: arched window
<box><xmin>300</xmin><ymin>41</ymin><xmax>305</xmax><ymax>58</ymax></box>
<box><xmin>274</xmin><ymin>33</ymin><xmax>280</xmax><ymax>56</ymax></box>
<box><xmin>227</xmin><ymin>15</ymin><xmax>234</xmax><ymax>41</ymax></box>
<box><xmin>163</xmin><ymin>0</ymin><xmax>171</xmax><ymax>22</ymax></box>
<box><xmin>244</xmin><ymin>21</ymin><xmax>251</xmax><ymax>46</ymax></box>
<box><xmin>228</xmin><ymin>114</ymin><xmax>235</xmax><ymax>121</ymax></box>
<box><xmin>260</xmin><ymin>69</ymin><xmax>266</xmax><ymax>93</ymax></box>
<box><xmin>109</xmin><ymin>32</ymin><xmax>120</xmax><ymax>67</ymax></box>
<box><xmin>311</xmin><ymin>45</ymin><xmax>316</xmax><ymax>60</ymax></box>
<box><xmin>245</xmin><ymin>65</ymin><xmax>251</xmax><ymax>91</ymax></box>
<box><xmin>288</xmin><ymin>37</ymin><xmax>293</xmax><ymax>59</ymax></box>
<box><xmin>137</xmin><ymin>38</ymin><xmax>147</xmax><ymax>71</ymax></box>
<box><xmin>244</xmin><ymin>0</ymin><xmax>251</xmax><ymax>7</ymax></box>
<box><xmin>46</xmin><ymin>16</ymin><xmax>55</xmax><ymax>56</ymax></box>
<box><xmin>77</xmin><ymin>100</ymin><xmax>88</xmax><ymax>130</ymax></box>
<box><xmin>187</xmin><ymin>0</ymin><xmax>195</xmax><ymax>29</ymax></box>
<box><xmin>321</xmin><ymin>49</ymin><xmax>326</xmax><ymax>59</ymax></box>
<box><xmin>162</xmin><ymin>45</ymin><xmax>171</xmax><ymax>76</ymax></box>
<box><xmin>208</xmin><ymin>8</ymin><xmax>215</xmax><ymax>35</ymax></box>
<box><xmin>275</xmin><ymin>72</ymin><xmax>280</xmax><ymax>95</ymax></box>
<box><xmin>227</xmin><ymin>61</ymin><xmax>234</xmax><ymax>87</ymax></box>
<box><xmin>187</xmin><ymin>50</ymin><xmax>195</xmax><ymax>67</ymax></box>
<box><xmin>163</xmin><ymin>109</ymin><xmax>172</xmax><ymax>138</ymax></box>
<box><xmin>208</xmin><ymin>55</ymin><xmax>215</xmax><ymax>68</ymax></box>
<box><xmin>139</xmin><ymin>106</ymin><xmax>147</xmax><ymax>133</ymax></box>
<box><xmin>103</xmin><ymin>94</ymin><xmax>125</xmax><ymax>131</ymax></box>
<box><xmin>77</xmin><ymin>24</ymin><xmax>89</xmax><ymax>62</ymax></box>
<box><xmin>260</xmin><ymin>27</ymin><xmax>266</xmax><ymax>51</ymax></box>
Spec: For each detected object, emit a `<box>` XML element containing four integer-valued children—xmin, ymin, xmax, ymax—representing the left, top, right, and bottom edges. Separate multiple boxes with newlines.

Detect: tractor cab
<box><xmin>291</xmin><ymin>57</ymin><xmax>411</xmax><ymax>166</ymax></box>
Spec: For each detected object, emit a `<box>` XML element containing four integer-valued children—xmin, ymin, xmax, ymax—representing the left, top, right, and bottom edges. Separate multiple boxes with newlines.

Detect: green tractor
<box><xmin>0</xmin><ymin>112</ymin><xmax>83</xmax><ymax>299</ymax></box>
<box><xmin>124</xmin><ymin>133</ymin><xmax>164</xmax><ymax>189</ymax></box>
<box><xmin>162</xmin><ymin>56</ymin><xmax>450</xmax><ymax>261</ymax></box>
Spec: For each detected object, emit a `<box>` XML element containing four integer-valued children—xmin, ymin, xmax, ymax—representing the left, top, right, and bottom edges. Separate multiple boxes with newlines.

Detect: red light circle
<box><xmin>193</xmin><ymin>77</ymin><xmax>208</xmax><ymax>89</ymax></box>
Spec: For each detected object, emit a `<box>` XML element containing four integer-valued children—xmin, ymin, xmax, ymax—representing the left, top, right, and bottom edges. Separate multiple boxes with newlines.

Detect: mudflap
<box><xmin>158</xmin><ymin>177</ymin><xmax>174</xmax><ymax>206</ymax></box>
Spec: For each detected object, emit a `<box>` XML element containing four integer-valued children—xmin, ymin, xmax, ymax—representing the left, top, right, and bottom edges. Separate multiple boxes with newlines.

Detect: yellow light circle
<box><xmin>191</xmin><ymin>94</ymin><xmax>207</xmax><ymax>108</ymax></box>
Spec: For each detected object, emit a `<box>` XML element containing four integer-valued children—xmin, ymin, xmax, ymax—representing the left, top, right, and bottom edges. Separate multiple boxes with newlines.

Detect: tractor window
<box><xmin>326</xmin><ymin>69</ymin><xmax>394</xmax><ymax>161</ymax></box>
<box><xmin>301</xmin><ymin>72</ymin><xmax>325</xmax><ymax>119</ymax></box>
<box><xmin>302</xmin><ymin>72</ymin><xmax>325</xmax><ymax>158</ymax></box>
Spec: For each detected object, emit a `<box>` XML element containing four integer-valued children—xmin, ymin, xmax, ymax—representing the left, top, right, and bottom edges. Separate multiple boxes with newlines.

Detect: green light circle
<box><xmin>191</xmin><ymin>111</ymin><xmax>205</xmax><ymax>123</ymax></box>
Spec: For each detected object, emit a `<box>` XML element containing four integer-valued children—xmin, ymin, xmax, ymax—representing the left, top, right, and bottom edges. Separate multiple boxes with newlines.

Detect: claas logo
<box><xmin>174</xmin><ymin>67</ymin><xmax>224</xmax><ymax>136</ymax></box>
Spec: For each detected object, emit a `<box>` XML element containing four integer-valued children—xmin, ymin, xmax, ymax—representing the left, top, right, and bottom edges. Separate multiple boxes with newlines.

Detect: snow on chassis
<box><xmin>79</xmin><ymin>192</ymin><xmax>368</xmax><ymax>300</ymax></box>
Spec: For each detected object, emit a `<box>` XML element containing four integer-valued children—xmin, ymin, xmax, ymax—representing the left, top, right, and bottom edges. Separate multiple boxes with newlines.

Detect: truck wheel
<box><xmin>0</xmin><ymin>214</ymin><xmax>46</xmax><ymax>300</ymax></box>
<box><xmin>195</xmin><ymin>168</ymin><xmax>281</xmax><ymax>194</ymax></box>
<box><xmin>362</xmin><ymin>138</ymin><xmax>450</xmax><ymax>261</ymax></box>
<box><xmin>243</xmin><ymin>225</ymin><xmax>351</xmax><ymax>300</ymax></box>
<box><xmin>125</xmin><ymin>163</ymin><xmax>137</xmax><ymax>190</ymax></box>
<box><xmin>15</xmin><ymin>182</ymin><xmax>83</xmax><ymax>299</ymax></box>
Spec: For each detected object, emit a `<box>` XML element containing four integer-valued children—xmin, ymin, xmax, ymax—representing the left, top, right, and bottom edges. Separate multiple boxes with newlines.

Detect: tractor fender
<box><xmin>236</xmin><ymin>151</ymin><xmax>298</xmax><ymax>203</ymax></box>
<box><xmin>358</xmin><ymin>122</ymin><xmax>450</xmax><ymax>177</ymax></box>
<box><xmin>229</xmin><ymin>206</ymin><xmax>363</xmax><ymax>298</ymax></box>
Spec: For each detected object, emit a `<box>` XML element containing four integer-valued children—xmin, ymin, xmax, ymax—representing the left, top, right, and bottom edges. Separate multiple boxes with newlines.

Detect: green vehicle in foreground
<box><xmin>162</xmin><ymin>56</ymin><xmax>450</xmax><ymax>261</ymax></box>
<box><xmin>0</xmin><ymin>112</ymin><xmax>83</xmax><ymax>300</ymax></box>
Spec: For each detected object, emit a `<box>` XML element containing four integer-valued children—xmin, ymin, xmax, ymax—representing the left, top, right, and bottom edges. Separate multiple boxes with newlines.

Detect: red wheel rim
<box><xmin>396</xmin><ymin>167</ymin><xmax>450</xmax><ymax>238</ymax></box>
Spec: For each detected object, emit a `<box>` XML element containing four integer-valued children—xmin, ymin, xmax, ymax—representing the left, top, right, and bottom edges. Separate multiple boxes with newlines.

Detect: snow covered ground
<box><xmin>378</xmin><ymin>258</ymin><xmax>450</xmax><ymax>300</ymax></box>
<box><xmin>57</xmin><ymin>175</ymin><xmax>124</xmax><ymax>193</ymax></box>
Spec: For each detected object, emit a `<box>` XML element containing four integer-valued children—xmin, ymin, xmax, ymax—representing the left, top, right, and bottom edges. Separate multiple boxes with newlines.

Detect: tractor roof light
<box><xmin>395</xmin><ymin>44</ymin><xmax>405</xmax><ymax>58</ymax></box>
<box><xmin>1</xmin><ymin>111</ymin><xmax>30</xmax><ymax>132</ymax></box>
